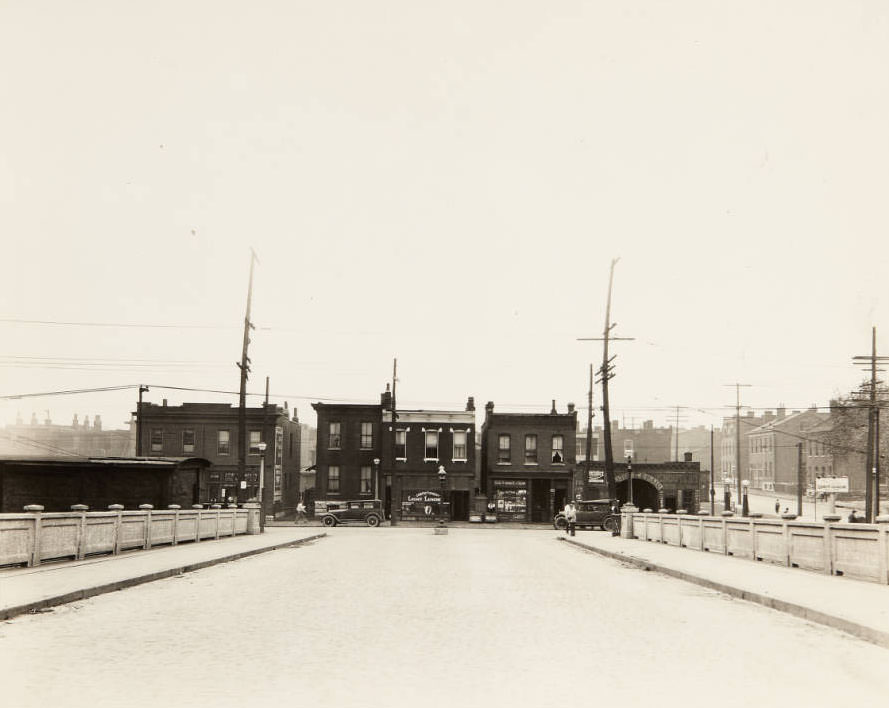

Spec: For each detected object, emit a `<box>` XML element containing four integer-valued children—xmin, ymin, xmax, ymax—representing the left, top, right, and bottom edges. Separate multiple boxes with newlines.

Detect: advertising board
<box><xmin>815</xmin><ymin>477</ymin><xmax>849</xmax><ymax>493</ymax></box>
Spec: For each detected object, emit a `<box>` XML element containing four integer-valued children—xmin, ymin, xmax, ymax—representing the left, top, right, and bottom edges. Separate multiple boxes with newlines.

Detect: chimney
<box><xmin>93</xmin><ymin>415</ymin><xmax>102</xmax><ymax>430</ymax></box>
<box><xmin>73</xmin><ymin>413</ymin><xmax>79</xmax><ymax>427</ymax></box>
<box><xmin>466</xmin><ymin>396</ymin><xmax>475</xmax><ymax>412</ymax></box>
<box><xmin>550</xmin><ymin>400</ymin><xmax>557</xmax><ymax>414</ymax></box>
<box><xmin>30</xmin><ymin>412</ymin><xmax>38</xmax><ymax>426</ymax></box>
<box><xmin>777</xmin><ymin>406</ymin><xmax>785</xmax><ymax>419</ymax></box>
<box><xmin>381</xmin><ymin>384</ymin><xmax>392</xmax><ymax>408</ymax></box>
<box><xmin>485</xmin><ymin>401</ymin><xmax>495</xmax><ymax>416</ymax></box>
<box><xmin>162</xmin><ymin>399</ymin><xmax>168</xmax><ymax>407</ymax></box>
<box><xmin>44</xmin><ymin>411</ymin><xmax>51</xmax><ymax>425</ymax></box>
<box><xmin>83</xmin><ymin>415</ymin><xmax>90</xmax><ymax>429</ymax></box>
<box><xmin>683</xmin><ymin>452</ymin><xmax>693</xmax><ymax>462</ymax></box>
<box><xmin>567</xmin><ymin>402</ymin><xmax>575</xmax><ymax>414</ymax></box>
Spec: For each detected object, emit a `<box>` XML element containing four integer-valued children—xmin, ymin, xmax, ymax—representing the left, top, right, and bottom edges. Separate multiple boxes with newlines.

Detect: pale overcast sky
<box><xmin>2</xmin><ymin>1</ymin><xmax>888</xmax><ymax>434</ymax></box>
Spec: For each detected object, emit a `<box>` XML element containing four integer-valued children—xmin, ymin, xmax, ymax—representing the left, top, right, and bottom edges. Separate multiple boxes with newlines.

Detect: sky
<box><xmin>2</xmin><ymin>0</ymin><xmax>888</xmax><ymax>436</ymax></box>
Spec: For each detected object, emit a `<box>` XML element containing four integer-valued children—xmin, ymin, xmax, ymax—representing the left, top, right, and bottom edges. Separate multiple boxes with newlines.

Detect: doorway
<box><xmin>449</xmin><ymin>490</ymin><xmax>469</xmax><ymax>521</ymax></box>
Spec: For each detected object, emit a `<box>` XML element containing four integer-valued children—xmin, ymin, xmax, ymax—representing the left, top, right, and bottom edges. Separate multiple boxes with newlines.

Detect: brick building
<box><xmin>598</xmin><ymin>420</ymin><xmax>672</xmax><ymax>464</ymax></box>
<box><xmin>586</xmin><ymin>457</ymin><xmax>706</xmax><ymax>512</ymax></box>
<box><xmin>747</xmin><ymin>408</ymin><xmax>827</xmax><ymax>493</ymax></box>
<box><xmin>0</xmin><ymin>412</ymin><xmax>134</xmax><ymax>458</ymax></box>
<box><xmin>136</xmin><ymin>401</ymin><xmax>301</xmax><ymax>515</ymax></box>
<box><xmin>480</xmin><ymin>400</ymin><xmax>576</xmax><ymax>523</ymax></box>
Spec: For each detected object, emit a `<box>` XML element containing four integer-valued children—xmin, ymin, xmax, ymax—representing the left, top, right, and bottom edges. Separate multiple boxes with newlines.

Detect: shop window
<box><xmin>552</xmin><ymin>435</ymin><xmax>564</xmax><ymax>463</ymax></box>
<box><xmin>453</xmin><ymin>430</ymin><xmax>467</xmax><ymax>461</ymax></box>
<box><xmin>498</xmin><ymin>434</ymin><xmax>511</xmax><ymax>463</ymax></box>
<box><xmin>182</xmin><ymin>429</ymin><xmax>195</xmax><ymax>454</ymax></box>
<box><xmin>525</xmin><ymin>434</ymin><xmax>537</xmax><ymax>463</ymax></box>
<box><xmin>329</xmin><ymin>466</ymin><xmax>340</xmax><ymax>492</ymax></box>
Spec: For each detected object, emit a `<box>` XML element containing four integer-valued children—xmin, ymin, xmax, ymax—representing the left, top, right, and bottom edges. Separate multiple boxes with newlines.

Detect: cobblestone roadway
<box><xmin>2</xmin><ymin>529</ymin><xmax>887</xmax><ymax>708</ymax></box>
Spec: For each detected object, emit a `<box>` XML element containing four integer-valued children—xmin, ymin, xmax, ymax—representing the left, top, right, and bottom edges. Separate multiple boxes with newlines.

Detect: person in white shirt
<box><xmin>564</xmin><ymin>501</ymin><xmax>577</xmax><ymax>536</ymax></box>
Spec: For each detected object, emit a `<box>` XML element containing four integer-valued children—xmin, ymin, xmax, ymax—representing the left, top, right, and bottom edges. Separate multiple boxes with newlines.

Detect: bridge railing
<box><xmin>620</xmin><ymin>510</ymin><xmax>889</xmax><ymax>585</ymax></box>
<box><xmin>0</xmin><ymin>503</ymin><xmax>261</xmax><ymax>568</ymax></box>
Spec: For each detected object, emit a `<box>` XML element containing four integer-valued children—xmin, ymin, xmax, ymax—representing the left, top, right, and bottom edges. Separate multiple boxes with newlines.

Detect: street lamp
<box><xmin>438</xmin><ymin>465</ymin><xmax>448</xmax><ymax>527</ymax></box>
<box><xmin>741</xmin><ymin>479</ymin><xmax>750</xmax><ymax>517</ymax></box>
<box><xmin>258</xmin><ymin>441</ymin><xmax>268</xmax><ymax>531</ymax></box>
<box><xmin>626</xmin><ymin>455</ymin><xmax>633</xmax><ymax>507</ymax></box>
<box><xmin>373</xmin><ymin>458</ymin><xmax>381</xmax><ymax>501</ymax></box>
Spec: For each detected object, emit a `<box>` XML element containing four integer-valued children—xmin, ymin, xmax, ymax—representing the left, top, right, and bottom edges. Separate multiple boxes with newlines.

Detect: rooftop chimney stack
<box><xmin>567</xmin><ymin>402</ymin><xmax>575</xmax><ymax>414</ymax></box>
<box><xmin>93</xmin><ymin>414</ymin><xmax>102</xmax><ymax>430</ymax></box>
<box><xmin>73</xmin><ymin>413</ymin><xmax>79</xmax><ymax>427</ymax></box>
<box><xmin>466</xmin><ymin>396</ymin><xmax>475</xmax><ymax>412</ymax></box>
<box><xmin>550</xmin><ymin>400</ymin><xmax>557</xmax><ymax>414</ymax></box>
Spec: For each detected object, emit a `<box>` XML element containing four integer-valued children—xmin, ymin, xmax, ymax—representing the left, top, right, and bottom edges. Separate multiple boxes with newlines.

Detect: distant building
<box><xmin>672</xmin><ymin>425</ymin><xmax>721</xmax><ymax>473</ymax></box>
<box><xmin>720</xmin><ymin>411</ymin><xmax>767</xmax><ymax>488</ymax></box>
<box><xmin>0</xmin><ymin>412</ymin><xmax>134</xmax><ymax>458</ymax></box>
<box><xmin>600</xmin><ymin>420</ymin><xmax>671</xmax><ymax>464</ymax></box>
<box><xmin>586</xmin><ymin>456</ymin><xmax>706</xmax><ymax>512</ymax></box>
<box><xmin>747</xmin><ymin>408</ymin><xmax>828</xmax><ymax>493</ymax></box>
<box><xmin>298</xmin><ymin>421</ymin><xmax>317</xmax><ymax>501</ymax></box>
<box><xmin>136</xmin><ymin>400</ymin><xmax>300</xmax><ymax>515</ymax></box>
<box><xmin>480</xmin><ymin>400</ymin><xmax>577</xmax><ymax>523</ymax></box>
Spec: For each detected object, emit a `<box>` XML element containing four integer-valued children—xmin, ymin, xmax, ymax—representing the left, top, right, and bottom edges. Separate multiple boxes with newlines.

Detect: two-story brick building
<box><xmin>384</xmin><ymin>397</ymin><xmax>476</xmax><ymax>522</ymax></box>
<box><xmin>135</xmin><ymin>400</ymin><xmax>301</xmax><ymax>515</ymax></box>
<box><xmin>480</xmin><ymin>400</ymin><xmax>577</xmax><ymax>523</ymax></box>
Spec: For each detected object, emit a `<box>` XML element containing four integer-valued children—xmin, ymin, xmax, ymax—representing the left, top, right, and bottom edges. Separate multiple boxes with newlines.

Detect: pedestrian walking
<box><xmin>295</xmin><ymin>499</ymin><xmax>307</xmax><ymax>525</ymax></box>
<box><xmin>774</xmin><ymin>499</ymin><xmax>780</xmax><ymax>514</ymax></box>
<box><xmin>564</xmin><ymin>500</ymin><xmax>577</xmax><ymax>537</ymax></box>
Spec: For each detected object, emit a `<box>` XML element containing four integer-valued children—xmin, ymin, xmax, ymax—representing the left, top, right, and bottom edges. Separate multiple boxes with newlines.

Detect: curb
<box><xmin>0</xmin><ymin>533</ymin><xmax>327</xmax><ymax>621</ymax></box>
<box><xmin>558</xmin><ymin>537</ymin><xmax>889</xmax><ymax>650</ymax></box>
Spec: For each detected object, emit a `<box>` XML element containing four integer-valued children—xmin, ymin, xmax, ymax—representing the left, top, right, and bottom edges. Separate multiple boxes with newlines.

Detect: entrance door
<box><xmin>449</xmin><ymin>491</ymin><xmax>469</xmax><ymax>521</ymax></box>
<box><xmin>530</xmin><ymin>479</ymin><xmax>551</xmax><ymax>522</ymax></box>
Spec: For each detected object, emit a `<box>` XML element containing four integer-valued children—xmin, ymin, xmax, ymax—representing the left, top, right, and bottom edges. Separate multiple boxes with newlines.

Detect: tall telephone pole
<box><xmin>236</xmin><ymin>249</ymin><xmax>259</xmax><ymax>503</ymax></box>
<box><xmin>724</xmin><ymin>383</ymin><xmax>751</xmax><ymax>514</ymax></box>
<box><xmin>671</xmin><ymin>406</ymin><xmax>688</xmax><ymax>461</ymax></box>
<box><xmin>388</xmin><ymin>358</ymin><xmax>398</xmax><ymax>525</ymax></box>
<box><xmin>853</xmin><ymin>327</ymin><xmax>887</xmax><ymax>522</ymax></box>
<box><xmin>578</xmin><ymin>258</ymin><xmax>634</xmax><ymax>501</ymax></box>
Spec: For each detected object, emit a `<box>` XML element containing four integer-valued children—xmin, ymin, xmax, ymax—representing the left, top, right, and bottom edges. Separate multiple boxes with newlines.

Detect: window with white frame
<box><xmin>248</xmin><ymin>430</ymin><xmax>262</xmax><ymax>455</ymax></box>
<box><xmin>425</xmin><ymin>430</ymin><xmax>439</xmax><ymax>460</ymax></box>
<box><xmin>552</xmin><ymin>435</ymin><xmax>564</xmax><ymax>463</ymax></box>
<box><xmin>395</xmin><ymin>429</ymin><xmax>407</xmax><ymax>460</ymax></box>
<box><xmin>524</xmin><ymin>434</ymin><xmax>537</xmax><ymax>463</ymax></box>
<box><xmin>217</xmin><ymin>430</ymin><xmax>231</xmax><ymax>456</ymax></box>
<box><xmin>182</xmin><ymin>429</ymin><xmax>195</xmax><ymax>454</ymax></box>
<box><xmin>329</xmin><ymin>422</ymin><xmax>342</xmax><ymax>449</ymax></box>
<box><xmin>453</xmin><ymin>430</ymin><xmax>467</xmax><ymax>461</ymax></box>
<box><xmin>360</xmin><ymin>422</ymin><xmax>373</xmax><ymax>449</ymax></box>
<box><xmin>150</xmin><ymin>428</ymin><xmax>163</xmax><ymax>453</ymax></box>
<box><xmin>498</xmin><ymin>434</ymin><xmax>511</xmax><ymax>463</ymax></box>
<box><xmin>623</xmin><ymin>439</ymin><xmax>633</xmax><ymax>459</ymax></box>
<box><xmin>328</xmin><ymin>466</ymin><xmax>340</xmax><ymax>492</ymax></box>
<box><xmin>360</xmin><ymin>466</ymin><xmax>372</xmax><ymax>494</ymax></box>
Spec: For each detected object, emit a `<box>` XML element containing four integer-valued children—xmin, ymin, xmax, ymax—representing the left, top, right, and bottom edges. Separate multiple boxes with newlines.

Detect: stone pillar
<box><xmin>620</xmin><ymin>504</ymin><xmax>638</xmax><ymax>539</ymax></box>
<box><xmin>139</xmin><ymin>504</ymin><xmax>154</xmax><ymax>549</ymax></box>
<box><xmin>876</xmin><ymin>515</ymin><xmax>889</xmax><ymax>585</ymax></box>
<box><xmin>24</xmin><ymin>505</ymin><xmax>44</xmax><ymax>567</ymax></box>
<box><xmin>72</xmin><ymin>504</ymin><xmax>89</xmax><ymax>559</ymax></box>
<box><xmin>244</xmin><ymin>502</ymin><xmax>261</xmax><ymax>535</ymax></box>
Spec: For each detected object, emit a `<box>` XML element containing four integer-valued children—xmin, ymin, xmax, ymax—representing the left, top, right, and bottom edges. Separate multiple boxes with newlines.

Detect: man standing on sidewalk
<box><xmin>564</xmin><ymin>500</ymin><xmax>577</xmax><ymax>537</ymax></box>
<box><xmin>774</xmin><ymin>499</ymin><xmax>780</xmax><ymax>515</ymax></box>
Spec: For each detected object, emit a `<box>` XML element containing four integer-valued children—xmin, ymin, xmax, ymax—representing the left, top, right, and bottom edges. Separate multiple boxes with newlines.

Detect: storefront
<box><xmin>491</xmin><ymin>477</ymin><xmax>570</xmax><ymax>523</ymax></box>
<box><xmin>400</xmin><ymin>489</ymin><xmax>448</xmax><ymax>521</ymax></box>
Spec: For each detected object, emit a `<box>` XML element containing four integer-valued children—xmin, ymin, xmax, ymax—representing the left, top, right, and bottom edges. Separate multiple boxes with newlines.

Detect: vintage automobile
<box><xmin>553</xmin><ymin>499</ymin><xmax>620</xmax><ymax>532</ymax></box>
<box><xmin>319</xmin><ymin>499</ymin><xmax>384</xmax><ymax>527</ymax></box>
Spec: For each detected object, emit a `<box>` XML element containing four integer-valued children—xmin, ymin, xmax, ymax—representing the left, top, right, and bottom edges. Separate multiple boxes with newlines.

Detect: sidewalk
<box><xmin>560</xmin><ymin>531</ymin><xmax>889</xmax><ymax>649</ymax></box>
<box><xmin>0</xmin><ymin>527</ymin><xmax>325</xmax><ymax>620</ymax></box>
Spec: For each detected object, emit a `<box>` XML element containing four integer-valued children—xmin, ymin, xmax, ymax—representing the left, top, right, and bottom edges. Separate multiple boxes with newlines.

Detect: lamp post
<box><xmin>438</xmin><ymin>465</ymin><xmax>448</xmax><ymax>527</ymax></box>
<box><xmin>741</xmin><ymin>479</ymin><xmax>749</xmax><ymax>517</ymax></box>
<box><xmin>626</xmin><ymin>455</ymin><xmax>633</xmax><ymax>507</ymax></box>
<box><xmin>258</xmin><ymin>441</ymin><xmax>268</xmax><ymax>530</ymax></box>
<box><xmin>373</xmin><ymin>458</ymin><xmax>381</xmax><ymax>501</ymax></box>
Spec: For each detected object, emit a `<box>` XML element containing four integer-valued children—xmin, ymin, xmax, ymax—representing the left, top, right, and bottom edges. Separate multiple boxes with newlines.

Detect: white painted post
<box><xmin>193</xmin><ymin>504</ymin><xmax>203</xmax><ymax>542</ymax></box>
<box><xmin>139</xmin><ymin>504</ymin><xmax>153</xmax><ymax>549</ymax></box>
<box><xmin>71</xmin><ymin>504</ymin><xmax>89</xmax><ymax>560</ymax></box>
<box><xmin>677</xmin><ymin>514</ymin><xmax>683</xmax><ymax>547</ymax></box>
<box><xmin>24</xmin><ymin>505</ymin><xmax>44</xmax><ymax>567</ymax></box>
<box><xmin>722</xmin><ymin>517</ymin><xmax>729</xmax><ymax>555</ymax></box>
<box><xmin>109</xmin><ymin>504</ymin><xmax>124</xmax><ymax>555</ymax></box>
<box><xmin>876</xmin><ymin>515</ymin><xmax>889</xmax><ymax>585</ymax></box>
<box><xmin>750</xmin><ymin>519</ymin><xmax>757</xmax><ymax>560</ymax></box>
<box><xmin>783</xmin><ymin>521</ymin><xmax>791</xmax><ymax>567</ymax></box>
<box><xmin>211</xmin><ymin>504</ymin><xmax>221</xmax><ymax>539</ymax></box>
<box><xmin>169</xmin><ymin>504</ymin><xmax>181</xmax><ymax>546</ymax></box>
<box><xmin>699</xmin><ymin>516</ymin><xmax>705</xmax><ymax>551</ymax></box>
<box><xmin>823</xmin><ymin>515</ymin><xmax>841</xmax><ymax>575</ymax></box>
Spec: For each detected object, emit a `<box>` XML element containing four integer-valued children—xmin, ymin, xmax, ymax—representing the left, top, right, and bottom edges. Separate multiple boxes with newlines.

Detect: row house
<box><xmin>600</xmin><ymin>420</ymin><xmax>672</xmax><ymax>464</ymax></box>
<box><xmin>720</xmin><ymin>411</ymin><xmax>766</xmax><ymax>486</ymax></box>
<box><xmin>480</xmin><ymin>400</ymin><xmax>577</xmax><ymax>523</ymax></box>
<box><xmin>312</xmin><ymin>390</ymin><xmax>477</xmax><ymax>522</ymax></box>
<box><xmin>136</xmin><ymin>400</ymin><xmax>301</xmax><ymax>513</ymax></box>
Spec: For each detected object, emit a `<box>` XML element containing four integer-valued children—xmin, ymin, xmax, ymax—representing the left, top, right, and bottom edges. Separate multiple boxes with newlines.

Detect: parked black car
<box><xmin>553</xmin><ymin>499</ymin><xmax>620</xmax><ymax>532</ymax></box>
<box><xmin>319</xmin><ymin>499</ymin><xmax>384</xmax><ymax>527</ymax></box>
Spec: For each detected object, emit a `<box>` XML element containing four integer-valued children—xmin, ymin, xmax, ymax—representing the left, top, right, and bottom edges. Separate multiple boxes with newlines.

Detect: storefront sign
<box><xmin>493</xmin><ymin>479</ymin><xmax>527</xmax><ymax>488</ymax></box>
<box><xmin>407</xmin><ymin>491</ymin><xmax>442</xmax><ymax>503</ymax></box>
<box><xmin>588</xmin><ymin>470</ymin><xmax>604</xmax><ymax>483</ymax></box>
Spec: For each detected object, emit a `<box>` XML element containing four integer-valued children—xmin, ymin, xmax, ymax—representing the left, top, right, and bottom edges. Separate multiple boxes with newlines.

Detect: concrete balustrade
<box><xmin>0</xmin><ymin>504</ymin><xmax>261</xmax><ymax>568</ymax></box>
<box><xmin>621</xmin><ymin>510</ymin><xmax>889</xmax><ymax>585</ymax></box>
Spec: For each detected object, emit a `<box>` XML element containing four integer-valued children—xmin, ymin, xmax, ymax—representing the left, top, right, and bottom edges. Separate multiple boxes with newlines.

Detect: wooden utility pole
<box><xmin>578</xmin><ymin>258</ymin><xmax>634</xmax><ymax>501</ymax></box>
<box><xmin>796</xmin><ymin>442</ymin><xmax>804</xmax><ymax>517</ymax></box>
<box><xmin>236</xmin><ymin>249</ymin><xmax>259</xmax><ymax>503</ymax></box>
<box><xmin>671</xmin><ymin>406</ymin><xmax>688</xmax><ymax>461</ymax></box>
<box><xmin>388</xmin><ymin>358</ymin><xmax>398</xmax><ymax>525</ymax></box>
<box><xmin>136</xmin><ymin>384</ymin><xmax>149</xmax><ymax>456</ymax></box>
<box><xmin>724</xmin><ymin>383</ymin><xmax>751</xmax><ymax>514</ymax></box>
<box><xmin>709</xmin><ymin>425</ymin><xmax>715</xmax><ymax>515</ymax></box>
<box><xmin>853</xmin><ymin>327</ymin><xmax>887</xmax><ymax>522</ymax></box>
